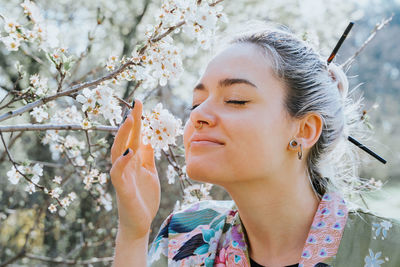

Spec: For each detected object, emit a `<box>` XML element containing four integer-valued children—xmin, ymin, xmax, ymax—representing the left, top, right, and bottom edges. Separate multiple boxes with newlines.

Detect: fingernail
<box><xmin>132</xmin><ymin>98</ymin><xmax>136</xmax><ymax>109</ymax></box>
<box><xmin>123</xmin><ymin>148</ymin><xmax>130</xmax><ymax>156</ymax></box>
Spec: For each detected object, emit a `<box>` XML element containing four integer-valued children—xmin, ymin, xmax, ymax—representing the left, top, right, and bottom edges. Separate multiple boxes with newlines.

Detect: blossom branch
<box><xmin>0</xmin><ymin>69</ymin><xmax>24</xmax><ymax>109</ymax></box>
<box><xmin>56</xmin><ymin>63</ymin><xmax>67</xmax><ymax>92</ymax></box>
<box><xmin>163</xmin><ymin>148</ymin><xmax>185</xmax><ymax>195</ymax></box>
<box><xmin>23</xmin><ymin>254</ymin><xmax>114</xmax><ymax>265</ymax></box>
<box><xmin>209</xmin><ymin>0</ymin><xmax>224</xmax><ymax>7</ymax></box>
<box><xmin>0</xmin><ymin>124</ymin><xmax>118</xmax><ymax>132</ymax></box>
<box><xmin>341</xmin><ymin>14</ymin><xmax>394</xmax><ymax>71</ymax></box>
<box><xmin>0</xmin><ymin>131</ymin><xmax>63</xmax><ymax>206</ymax></box>
<box><xmin>0</xmin><ymin>60</ymin><xmax>136</xmax><ymax>123</ymax></box>
<box><xmin>0</xmin><ymin>131</ymin><xmax>44</xmax><ymax>190</ymax></box>
<box><xmin>0</xmin><ymin>132</ymin><xmax>23</xmax><ymax>162</ymax></box>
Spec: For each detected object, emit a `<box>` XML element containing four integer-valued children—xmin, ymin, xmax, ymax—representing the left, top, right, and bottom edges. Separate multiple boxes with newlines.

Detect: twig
<box><xmin>0</xmin><ymin>131</ymin><xmax>63</xmax><ymax>206</ymax></box>
<box><xmin>0</xmin><ymin>61</ymin><xmax>136</xmax><ymax>123</ymax></box>
<box><xmin>83</xmin><ymin>112</ymin><xmax>95</xmax><ymax>158</ymax></box>
<box><xmin>0</xmin><ymin>132</ymin><xmax>23</xmax><ymax>162</ymax></box>
<box><xmin>113</xmin><ymin>95</ymin><xmax>132</xmax><ymax>109</ymax></box>
<box><xmin>84</xmin><ymin>130</ymin><xmax>95</xmax><ymax>158</ymax></box>
<box><xmin>151</xmin><ymin>20</ymin><xmax>185</xmax><ymax>43</ymax></box>
<box><xmin>126</xmin><ymin>80</ymin><xmax>142</xmax><ymax>102</ymax></box>
<box><xmin>56</xmin><ymin>63</ymin><xmax>67</xmax><ymax>92</ymax></box>
<box><xmin>0</xmin><ymin>132</ymin><xmax>44</xmax><ymax>190</ymax></box>
<box><xmin>26</xmin><ymin>160</ymin><xmax>64</xmax><ymax>168</ymax></box>
<box><xmin>209</xmin><ymin>0</ymin><xmax>224</xmax><ymax>6</ymax></box>
<box><xmin>0</xmin><ymin>70</ymin><xmax>24</xmax><ymax>108</ymax></box>
<box><xmin>21</xmin><ymin>47</ymin><xmax>45</xmax><ymax>65</ymax></box>
<box><xmin>120</xmin><ymin>80</ymin><xmax>144</xmax><ymax>121</ymax></box>
<box><xmin>69</xmin><ymin>66</ymin><xmax>104</xmax><ymax>87</ymax></box>
<box><xmin>161</xmin><ymin>144</ymin><xmax>193</xmax><ymax>194</ymax></box>
<box><xmin>0</xmin><ymin>124</ymin><xmax>118</xmax><ymax>132</ymax></box>
<box><xmin>23</xmin><ymin>254</ymin><xmax>114</xmax><ymax>265</ymax></box>
<box><xmin>341</xmin><ymin>14</ymin><xmax>394</xmax><ymax>71</ymax></box>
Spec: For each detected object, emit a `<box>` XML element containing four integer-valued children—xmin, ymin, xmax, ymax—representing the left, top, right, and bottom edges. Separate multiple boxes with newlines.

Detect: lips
<box><xmin>190</xmin><ymin>134</ymin><xmax>224</xmax><ymax>145</ymax></box>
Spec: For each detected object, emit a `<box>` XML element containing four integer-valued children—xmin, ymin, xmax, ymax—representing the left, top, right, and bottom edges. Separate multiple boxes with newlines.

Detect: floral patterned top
<box><xmin>147</xmin><ymin>190</ymin><xmax>400</xmax><ymax>267</ymax></box>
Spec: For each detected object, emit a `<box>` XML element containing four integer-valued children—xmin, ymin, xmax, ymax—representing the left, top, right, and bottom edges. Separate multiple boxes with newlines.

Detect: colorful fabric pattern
<box><xmin>147</xmin><ymin>190</ymin><xmax>400</xmax><ymax>267</ymax></box>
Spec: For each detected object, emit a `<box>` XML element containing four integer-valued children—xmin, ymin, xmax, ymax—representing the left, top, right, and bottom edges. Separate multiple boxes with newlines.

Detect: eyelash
<box><xmin>188</xmin><ymin>100</ymin><xmax>249</xmax><ymax>111</ymax></box>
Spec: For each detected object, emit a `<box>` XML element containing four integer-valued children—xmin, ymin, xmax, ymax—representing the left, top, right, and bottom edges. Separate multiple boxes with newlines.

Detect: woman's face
<box><xmin>183</xmin><ymin>42</ymin><xmax>297</xmax><ymax>185</ymax></box>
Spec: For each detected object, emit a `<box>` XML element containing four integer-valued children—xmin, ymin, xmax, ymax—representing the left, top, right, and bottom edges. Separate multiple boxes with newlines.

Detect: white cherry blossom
<box><xmin>1</xmin><ymin>36</ymin><xmax>21</xmax><ymax>51</ymax></box>
<box><xmin>61</xmin><ymin>197</ymin><xmax>71</xmax><ymax>208</ymax></box>
<box><xmin>68</xmin><ymin>192</ymin><xmax>77</xmax><ymax>201</ymax></box>
<box><xmin>30</xmin><ymin>106</ymin><xmax>49</xmax><ymax>123</ymax></box>
<box><xmin>4</xmin><ymin>18</ymin><xmax>20</xmax><ymax>34</ymax></box>
<box><xmin>48</xmin><ymin>204</ymin><xmax>57</xmax><ymax>213</ymax></box>
<box><xmin>21</xmin><ymin>0</ymin><xmax>44</xmax><ymax>24</ymax></box>
<box><xmin>98</xmin><ymin>173</ymin><xmax>107</xmax><ymax>184</ymax></box>
<box><xmin>26</xmin><ymin>74</ymin><xmax>49</xmax><ymax>97</ymax></box>
<box><xmin>142</xmin><ymin>102</ymin><xmax>184</xmax><ymax>159</ymax></box>
<box><xmin>7</xmin><ymin>166</ymin><xmax>24</xmax><ymax>185</ymax></box>
<box><xmin>166</xmin><ymin>164</ymin><xmax>176</xmax><ymax>184</ymax></box>
<box><xmin>50</xmin><ymin>187</ymin><xmax>63</xmax><ymax>198</ymax></box>
<box><xmin>53</xmin><ymin>176</ymin><xmax>62</xmax><ymax>184</ymax></box>
<box><xmin>77</xmin><ymin>88</ymin><xmax>97</xmax><ymax>112</ymax></box>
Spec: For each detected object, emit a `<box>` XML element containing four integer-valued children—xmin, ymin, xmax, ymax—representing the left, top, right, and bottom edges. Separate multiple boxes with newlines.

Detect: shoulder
<box><xmin>334</xmin><ymin>206</ymin><xmax>400</xmax><ymax>266</ymax></box>
<box><xmin>346</xmin><ymin>207</ymin><xmax>400</xmax><ymax>240</ymax></box>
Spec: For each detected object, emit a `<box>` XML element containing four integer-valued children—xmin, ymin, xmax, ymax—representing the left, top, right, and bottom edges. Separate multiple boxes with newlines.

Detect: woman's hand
<box><xmin>110</xmin><ymin>99</ymin><xmax>160</xmax><ymax>240</ymax></box>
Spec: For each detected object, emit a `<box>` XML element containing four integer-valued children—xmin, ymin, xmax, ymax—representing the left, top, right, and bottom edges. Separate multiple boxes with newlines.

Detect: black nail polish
<box><xmin>132</xmin><ymin>98</ymin><xmax>136</xmax><ymax>109</ymax></box>
<box><xmin>123</xmin><ymin>148</ymin><xmax>130</xmax><ymax>156</ymax></box>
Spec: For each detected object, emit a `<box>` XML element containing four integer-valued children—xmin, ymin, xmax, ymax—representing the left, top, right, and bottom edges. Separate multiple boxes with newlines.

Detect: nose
<box><xmin>189</xmin><ymin>99</ymin><xmax>217</xmax><ymax>129</ymax></box>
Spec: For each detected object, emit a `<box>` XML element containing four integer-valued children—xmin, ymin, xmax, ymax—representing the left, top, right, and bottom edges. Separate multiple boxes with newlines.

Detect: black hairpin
<box><xmin>327</xmin><ymin>22</ymin><xmax>354</xmax><ymax>65</ymax></box>
<box><xmin>327</xmin><ymin>21</ymin><xmax>387</xmax><ymax>164</ymax></box>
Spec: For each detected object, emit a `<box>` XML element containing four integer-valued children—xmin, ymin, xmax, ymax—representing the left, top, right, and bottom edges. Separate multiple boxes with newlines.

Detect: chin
<box><xmin>185</xmin><ymin>162</ymin><xmax>207</xmax><ymax>182</ymax></box>
<box><xmin>185</xmin><ymin>159</ymin><xmax>226</xmax><ymax>184</ymax></box>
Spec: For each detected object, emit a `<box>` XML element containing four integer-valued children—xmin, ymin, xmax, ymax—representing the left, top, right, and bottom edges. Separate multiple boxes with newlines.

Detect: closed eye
<box><xmin>187</xmin><ymin>100</ymin><xmax>249</xmax><ymax>111</ymax></box>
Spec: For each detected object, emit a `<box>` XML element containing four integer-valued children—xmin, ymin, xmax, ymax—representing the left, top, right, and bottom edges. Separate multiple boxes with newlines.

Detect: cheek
<box><xmin>227</xmin><ymin>115</ymin><xmax>284</xmax><ymax>168</ymax></box>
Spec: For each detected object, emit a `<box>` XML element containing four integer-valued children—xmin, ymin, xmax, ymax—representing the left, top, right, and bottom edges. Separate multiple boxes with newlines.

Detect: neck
<box><xmin>221</xmin><ymin>169</ymin><xmax>320</xmax><ymax>266</ymax></box>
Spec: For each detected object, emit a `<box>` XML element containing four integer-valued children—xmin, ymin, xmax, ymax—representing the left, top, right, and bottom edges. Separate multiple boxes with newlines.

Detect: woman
<box><xmin>111</xmin><ymin>23</ymin><xmax>400</xmax><ymax>267</ymax></box>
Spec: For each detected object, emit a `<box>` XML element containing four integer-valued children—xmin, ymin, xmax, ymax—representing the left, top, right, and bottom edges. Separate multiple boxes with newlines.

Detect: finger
<box><xmin>127</xmin><ymin>99</ymin><xmax>143</xmax><ymax>153</ymax></box>
<box><xmin>139</xmin><ymin>133</ymin><xmax>157</xmax><ymax>175</ymax></box>
<box><xmin>111</xmin><ymin>114</ymin><xmax>134</xmax><ymax>164</ymax></box>
<box><xmin>110</xmin><ymin>148</ymin><xmax>134</xmax><ymax>191</ymax></box>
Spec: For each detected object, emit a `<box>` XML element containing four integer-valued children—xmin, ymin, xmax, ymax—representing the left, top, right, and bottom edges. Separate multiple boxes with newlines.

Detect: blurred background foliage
<box><xmin>0</xmin><ymin>0</ymin><xmax>399</xmax><ymax>265</ymax></box>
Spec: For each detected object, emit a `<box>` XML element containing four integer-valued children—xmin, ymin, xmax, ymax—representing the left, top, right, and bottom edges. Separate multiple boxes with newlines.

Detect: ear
<box><xmin>295</xmin><ymin>112</ymin><xmax>323</xmax><ymax>150</ymax></box>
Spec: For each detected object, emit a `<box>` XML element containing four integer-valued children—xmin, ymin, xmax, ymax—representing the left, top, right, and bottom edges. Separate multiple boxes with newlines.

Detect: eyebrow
<box><xmin>193</xmin><ymin>78</ymin><xmax>258</xmax><ymax>92</ymax></box>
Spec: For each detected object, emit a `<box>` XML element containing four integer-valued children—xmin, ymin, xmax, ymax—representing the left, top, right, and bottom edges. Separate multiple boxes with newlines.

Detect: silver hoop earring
<box><xmin>298</xmin><ymin>143</ymin><xmax>303</xmax><ymax>160</ymax></box>
<box><xmin>289</xmin><ymin>139</ymin><xmax>303</xmax><ymax>160</ymax></box>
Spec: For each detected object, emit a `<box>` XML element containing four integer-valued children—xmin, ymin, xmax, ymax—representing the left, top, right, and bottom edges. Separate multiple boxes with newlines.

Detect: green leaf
<box><xmin>46</xmin><ymin>52</ymin><xmax>56</xmax><ymax>65</ymax></box>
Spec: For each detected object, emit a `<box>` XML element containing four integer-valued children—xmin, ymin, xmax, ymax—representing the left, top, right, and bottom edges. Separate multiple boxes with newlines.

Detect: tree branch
<box><xmin>341</xmin><ymin>14</ymin><xmax>394</xmax><ymax>71</ymax></box>
<box><xmin>0</xmin><ymin>124</ymin><xmax>118</xmax><ymax>132</ymax></box>
<box><xmin>0</xmin><ymin>61</ymin><xmax>136</xmax><ymax>123</ymax></box>
<box><xmin>24</xmin><ymin>254</ymin><xmax>114</xmax><ymax>265</ymax></box>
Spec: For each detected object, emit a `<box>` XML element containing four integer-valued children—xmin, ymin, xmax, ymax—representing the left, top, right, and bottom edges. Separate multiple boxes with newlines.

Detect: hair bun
<box><xmin>328</xmin><ymin>63</ymin><xmax>349</xmax><ymax>99</ymax></box>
